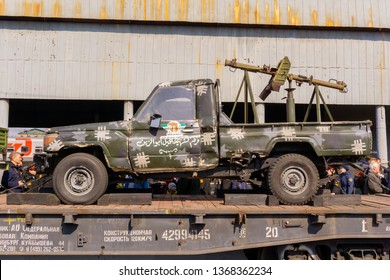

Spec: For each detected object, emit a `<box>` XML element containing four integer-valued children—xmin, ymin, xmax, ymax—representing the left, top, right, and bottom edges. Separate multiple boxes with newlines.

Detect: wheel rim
<box><xmin>64</xmin><ymin>166</ymin><xmax>95</xmax><ymax>196</ymax></box>
<box><xmin>281</xmin><ymin>166</ymin><xmax>308</xmax><ymax>194</ymax></box>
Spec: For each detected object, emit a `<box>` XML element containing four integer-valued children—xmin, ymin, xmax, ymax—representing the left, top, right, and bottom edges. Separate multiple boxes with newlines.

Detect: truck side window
<box><xmin>135</xmin><ymin>86</ymin><xmax>195</xmax><ymax>122</ymax></box>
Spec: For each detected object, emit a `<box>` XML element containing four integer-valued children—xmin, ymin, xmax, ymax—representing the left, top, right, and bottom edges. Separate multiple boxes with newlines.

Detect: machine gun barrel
<box><xmin>289</xmin><ymin>74</ymin><xmax>347</xmax><ymax>93</ymax></box>
<box><xmin>225</xmin><ymin>59</ymin><xmax>275</xmax><ymax>76</ymax></box>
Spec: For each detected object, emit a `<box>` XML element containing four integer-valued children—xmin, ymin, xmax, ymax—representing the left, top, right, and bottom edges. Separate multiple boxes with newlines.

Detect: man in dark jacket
<box><xmin>7</xmin><ymin>152</ymin><xmax>26</xmax><ymax>192</ymax></box>
<box><xmin>338</xmin><ymin>165</ymin><xmax>354</xmax><ymax>194</ymax></box>
<box><xmin>366</xmin><ymin>161</ymin><xmax>383</xmax><ymax>194</ymax></box>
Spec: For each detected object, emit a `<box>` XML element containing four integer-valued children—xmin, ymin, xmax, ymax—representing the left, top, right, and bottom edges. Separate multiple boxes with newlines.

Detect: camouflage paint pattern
<box><xmin>43</xmin><ymin>79</ymin><xmax>372</xmax><ymax>175</ymax></box>
<box><xmin>219</xmin><ymin>121</ymin><xmax>372</xmax><ymax>158</ymax></box>
<box><xmin>45</xmin><ymin>121</ymin><xmax>132</xmax><ymax>171</ymax></box>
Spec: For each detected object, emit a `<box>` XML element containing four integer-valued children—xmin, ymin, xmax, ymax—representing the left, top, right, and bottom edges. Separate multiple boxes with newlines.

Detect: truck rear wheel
<box><xmin>267</xmin><ymin>154</ymin><xmax>319</xmax><ymax>205</ymax></box>
<box><xmin>53</xmin><ymin>153</ymin><xmax>108</xmax><ymax>204</ymax></box>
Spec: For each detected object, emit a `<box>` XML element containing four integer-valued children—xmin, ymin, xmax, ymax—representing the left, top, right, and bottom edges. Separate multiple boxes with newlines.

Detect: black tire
<box><xmin>53</xmin><ymin>153</ymin><xmax>108</xmax><ymax>204</ymax></box>
<box><xmin>267</xmin><ymin>154</ymin><xmax>319</xmax><ymax>205</ymax></box>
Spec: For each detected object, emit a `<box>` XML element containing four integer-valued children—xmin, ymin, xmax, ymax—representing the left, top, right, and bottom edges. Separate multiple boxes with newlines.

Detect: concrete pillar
<box><xmin>375</xmin><ymin>105</ymin><xmax>388</xmax><ymax>163</ymax></box>
<box><xmin>255</xmin><ymin>103</ymin><xmax>265</xmax><ymax>123</ymax></box>
<box><xmin>0</xmin><ymin>99</ymin><xmax>9</xmax><ymax>128</ymax></box>
<box><xmin>123</xmin><ymin>100</ymin><xmax>134</xmax><ymax>120</ymax></box>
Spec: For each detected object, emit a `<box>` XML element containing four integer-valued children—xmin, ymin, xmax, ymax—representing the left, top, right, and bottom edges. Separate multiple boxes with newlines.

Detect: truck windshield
<box><xmin>135</xmin><ymin>86</ymin><xmax>195</xmax><ymax>122</ymax></box>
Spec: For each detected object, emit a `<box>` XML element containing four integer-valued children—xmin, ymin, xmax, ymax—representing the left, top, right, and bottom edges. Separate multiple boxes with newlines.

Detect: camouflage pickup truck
<box><xmin>40</xmin><ymin>79</ymin><xmax>372</xmax><ymax>205</ymax></box>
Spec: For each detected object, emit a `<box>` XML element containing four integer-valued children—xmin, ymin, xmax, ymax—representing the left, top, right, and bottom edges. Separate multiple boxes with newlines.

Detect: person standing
<box><xmin>7</xmin><ymin>152</ymin><xmax>26</xmax><ymax>193</ymax></box>
<box><xmin>366</xmin><ymin>161</ymin><xmax>384</xmax><ymax>194</ymax></box>
<box><xmin>338</xmin><ymin>165</ymin><xmax>354</xmax><ymax>194</ymax></box>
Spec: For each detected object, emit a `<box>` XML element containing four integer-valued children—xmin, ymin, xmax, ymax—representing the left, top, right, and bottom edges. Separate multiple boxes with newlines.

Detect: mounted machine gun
<box><xmin>225</xmin><ymin>57</ymin><xmax>348</xmax><ymax>123</ymax></box>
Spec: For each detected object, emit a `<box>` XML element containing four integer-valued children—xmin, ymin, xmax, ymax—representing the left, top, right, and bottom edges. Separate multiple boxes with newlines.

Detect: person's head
<box><xmin>168</xmin><ymin>182</ymin><xmax>176</xmax><ymax>192</ymax></box>
<box><xmin>338</xmin><ymin>165</ymin><xmax>349</xmax><ymax>174</ymax></box>
<box><xmin>326</xmin><ymin>166</ymin><xmax>335</xmax><ymax>176</ymax></box>
<box><xmin>369</xmin><ymin>161</ymin><xmax>381</xmax><ymax>174</ymax></box>
<box><xmin>9</xmin><ymin>151</ymin><xmax>23</xmax><ymax>166</ymax></box>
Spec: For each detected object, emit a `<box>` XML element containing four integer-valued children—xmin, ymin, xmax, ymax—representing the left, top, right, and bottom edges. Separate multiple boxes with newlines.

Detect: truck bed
<box><xmin>0</xmin><ymin>194</ymin><xmax>389</xmax><ymax>256</ymax></box>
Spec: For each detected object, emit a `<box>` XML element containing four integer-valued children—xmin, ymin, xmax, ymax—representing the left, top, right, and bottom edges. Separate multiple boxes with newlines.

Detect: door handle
<box><xmin>182</xmin><ymin>128</ymin><xmax>194</xmax><ymax>133</ymax></box>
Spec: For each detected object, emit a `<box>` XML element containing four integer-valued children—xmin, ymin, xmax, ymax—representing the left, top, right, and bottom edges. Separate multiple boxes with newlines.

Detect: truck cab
<box><xmin>129</xmin><ymin>79</ymin><xmax>219</xmax><ymax>173</ymax></box>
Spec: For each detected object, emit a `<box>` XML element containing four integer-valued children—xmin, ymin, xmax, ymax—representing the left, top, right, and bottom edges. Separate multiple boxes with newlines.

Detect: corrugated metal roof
<box><xmin>0</xmin><ymin>20</ymin><xmax>389</xmax><ymax>105</ymax></box>
<box><xmin>0</xmin><ymin>0</ymin><xmax>389</xmax><ymax>29</ymax></box>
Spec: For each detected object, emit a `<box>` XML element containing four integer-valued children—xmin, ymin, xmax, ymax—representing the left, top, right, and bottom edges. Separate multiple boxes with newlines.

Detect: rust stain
<box><xmin>287</xmin><ymin>5</ymin><xmax>291</xmax><ymax>24</ymax></box>
<box><xmin>53</xmin><ymin>0</ymin><xmax>62</xmax><ymax>17</ymax></box>
<box><xmin>100</xmin><ymin>0</ymin><xmax>108</xmax><ymax>19</ymax></box>
<box><xmin>143</xmin><ymin>0</ymin><xmax>147</xmax><ymax>20</ymax></box>
<box><xmin>33</xmin><ymin>2</ymin><xmax>41</xmax><ymax>16</ymax></box>
<box><xmin>325</xmin><ymin>15</ymin><xmax>340</xmax><ymax>27</ymax></box>
<box><xmin>325</xmin><ymin>15</ymin><xmax>334</xmax><ymax>27</ymax></box>
<box><xmin>133</xmin><ymin>0</ymin><xmax>137</xmax><ymax>19</ymax></box>
<box><xmin>216</xmin><ymin>59</ymin><xmax>223</xmax><ymax>78</ymax></box>
<box><xmin>115</xmin><ymin>0</ymin><xmax>125</xmax><ymax>18</ymax></box>
<box><xmin>234</xmin><ymin>0</ymin><xmax>240</xmax><ymax>23</ymax></box>
<box><xmin>164</xmin><ymin>0</ymin><xmax>169</xmax><ymax>20</ymax></box>
<box><xmin>24</xmin><ymin>1</ymin><xmax>32</xmax><ymax>16</ymax></box>
<box><xmin>178</xmin><ymin>0</ymin><xmax>188</xmax><ymax>21</ymax></box>
<box><xmin>0</xmin><ymin>0</ymin><xmax>5</xmax><ymax>15</ymax></box>
<box><xmin>273</xmin><ymin>0</ymin><xmax>280</xmax><ymax>24</ymax></box>
<box><xmin>254</xmin><ymin>0</ymin><xmax>260</xmax><ymax>24</ymax></box>
<box><xmin>287</xmin><ymin>5</ymin><xmax>300</xmax><ymax>25</ymax></box>
<box><xmin>368</xmin><ymin>7</ymin><xmax>373</xmax><ymax>27</ymax></box>
<box><xmin>311</xmin><ymin>10</ymin><xmax>318</xmax><ymax>26</ymax></box>
<box><xmin>351</xmin><ymin>16</ymin><xmax>355</xmax><ymax>26</ymax></box>
<box><xmin>74</xmin><ymin>0</ymin><xmax>81</xmax><ymax>18</ymax></box>
<box><xmin>201</xmin><ymin>0</ymin><xmax>215</xmax><ymax>22</ymax></box>
<box><xmin>211</xmin><ymin>0</ymin><xmax>215</xmax><ymax>21</ymax></box>
<box><xmin>201</xmin><ymin>0</ymin><xmax>206</xmax><ymax>22</ymax></box>
<box><xmin>155</xmin><ymin>0</ymin><xmax>162</xmax><ymax>20</ymax></box>
<box><xmin>201</xmin><ymin>0</ymin><xmax>208</xmax><ymax>22</ymax></box>
<box><xmin>265</xmin><ymin>3</ymin><xmax>270</xmax><ymax>24</ymax></box>
<box><xmin>242</xmin><ymin>0</ymin><xmax>249</xmax><ymax>23</ymax></box>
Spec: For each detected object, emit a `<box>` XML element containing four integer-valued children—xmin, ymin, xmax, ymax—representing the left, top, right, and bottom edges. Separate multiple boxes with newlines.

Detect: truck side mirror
<box><xmin>149</xmin><ymin>114</ymin><xmax>162</xmax><ymax>129</ymax></box>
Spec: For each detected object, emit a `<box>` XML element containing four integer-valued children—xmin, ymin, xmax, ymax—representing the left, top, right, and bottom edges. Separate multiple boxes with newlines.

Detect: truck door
<box><xmin>129</xmin><ymin>83</ymin><xmax>201</xmax><ymax>172</ymax></box>
<box><xmin>197</xmin><ymin>82</ymin><xmax>219</xmax><ymax>170</ymax></box>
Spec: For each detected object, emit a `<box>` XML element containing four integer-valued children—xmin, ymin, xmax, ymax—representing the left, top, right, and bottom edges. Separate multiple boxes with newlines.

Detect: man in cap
<box><xmin>338</xmin><ymin>165</ymin><xmax>354</xmax><ymax>194</ymax></box>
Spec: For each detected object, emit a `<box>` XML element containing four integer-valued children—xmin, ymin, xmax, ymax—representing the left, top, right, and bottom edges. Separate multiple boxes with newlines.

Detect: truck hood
<box><xmin>44</xmin><ymin>120</ymin><xmax>133</xmax><ymax>153</ymax></box>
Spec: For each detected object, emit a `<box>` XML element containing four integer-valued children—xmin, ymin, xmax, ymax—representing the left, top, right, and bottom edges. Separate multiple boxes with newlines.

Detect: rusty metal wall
<box><xmin>0</xmin><ymin>0</ymin><xmax>389</xmax><ymax>29</ymax></box>
<box><xmin>0</xmin><ymin>20</ymin><xmax>389</xmax><ymax>105</ymax></box>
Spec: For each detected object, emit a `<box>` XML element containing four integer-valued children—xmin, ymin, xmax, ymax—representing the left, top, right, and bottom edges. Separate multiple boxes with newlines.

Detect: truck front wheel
<box><xmin>267</xmin><ymin>154</ymin><xmax>319</xmax><ymax>205</ymax></box>
<box><xmin>53</xmin><ymin>153</ymin><xmax>108</xmax><ymax>204</ymax></box>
